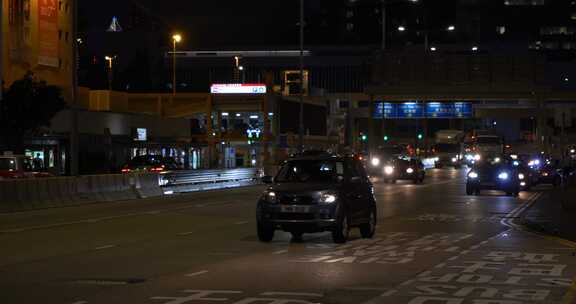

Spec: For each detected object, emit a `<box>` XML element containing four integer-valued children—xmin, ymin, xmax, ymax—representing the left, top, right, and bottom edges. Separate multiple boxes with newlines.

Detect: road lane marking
<box><xmin>260</xmin><ymin>292</ymin><xmax>323</xmax><ymax>297</ymax></box>
<box><xmin>379</xmin><ymin>289</ymin><xmax>398</xmax><ymax>297</ymax></box>
<box><xmin>177</xmin><ymin>231</ymin><xmax>196</xmax><ymax>236</ymax></box>
<box><xmin>234</xmin><ymin>221</ymin><xmax>249</xmax><ymax>225</ymax></box>
<box><xmin>185</xmin><ymin>270</ymin><xmax>209</xmax><ymax>277</ymax></box>
<box><xmin>273</xmin><ymin>249</ymin><xmax>288</xmax><ymax>255</ymax></box>
<box><xmin>93</xmin><ymin>245</ymin><xmax>116</xmax><ymax>250</ymax></box>
<box><xmin>70</xmin><ymin>301</ymin><xmax>88</xmax><ymax>304</ymax></box>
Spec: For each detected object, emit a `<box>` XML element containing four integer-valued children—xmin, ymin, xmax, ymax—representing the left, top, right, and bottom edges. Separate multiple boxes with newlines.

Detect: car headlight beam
<box><xmin>384</xmin><ymin>166</ymin><xmax>394</xmax><ymax>175</ymax></box>
<box><xmin>371</xmin><ymin>157</ymin><xmax>380</xmax><ymax>167</ymax></box>
<box><xmin>498</xmin><ymin>172</ymin><xmax>509</xmax><ymax>180</ymax></box>
<box><xmin>264</xmin><ymin>191</ymin><xmax>277</xmax><ymax>203</ymax></box>
<box><xmin>406</xmin><ymin>168</ymin><xmax>414</xmax><ymax>174</ymax></box>
<box><xmin>468</xmin><ymin>171</ymin><xmax>478</xmax><ymax>179</ymax></box>
<box><xmin>320</xmin><ymin>193</ymin><xmax>337</xmax><ymax>204</ymax></box>
<box><xmin>518</xmin><ymin>173</ymin><xmax>525</xmax><ymax>180</ymax></box>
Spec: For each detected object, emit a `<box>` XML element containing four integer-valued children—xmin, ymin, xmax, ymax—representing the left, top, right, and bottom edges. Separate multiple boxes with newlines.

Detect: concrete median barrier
<box><xmin>134</xmin><ymin>173</ymin><xmax>163</xmax><ymax>198</ymax></box>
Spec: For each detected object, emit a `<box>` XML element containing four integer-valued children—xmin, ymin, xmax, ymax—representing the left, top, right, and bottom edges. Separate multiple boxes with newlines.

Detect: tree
<box><xmin>0</xmin><ymin>72</ymin><xmax>67</xmax><ymax>153</ymax></box>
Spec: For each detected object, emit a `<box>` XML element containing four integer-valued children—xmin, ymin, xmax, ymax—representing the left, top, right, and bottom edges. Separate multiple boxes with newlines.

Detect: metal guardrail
<box><xmin>160</xmin><ymin>168</ymin><xmax>262</xmax><ymax>187</ymax></box>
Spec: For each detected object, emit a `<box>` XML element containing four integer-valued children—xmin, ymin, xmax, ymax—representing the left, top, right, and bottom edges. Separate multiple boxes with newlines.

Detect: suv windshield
<box><xmin>476</xmin><ymin>137</ymin><xmax>501</xmax><ymax>144</ymax></box>
<box><xmin>0</xmin><ymin>158</ymin><xmax>17</xmax><ymax>171</ymax></box>
<box><xmin>275</xmin><ymin>160</ymin><xmax>344</xmax><ymax>183</ymax></box>
<box><xmin>434</xmin><ymin>144</ymin><xmax>460</xmax><ymax>153</ymax></box>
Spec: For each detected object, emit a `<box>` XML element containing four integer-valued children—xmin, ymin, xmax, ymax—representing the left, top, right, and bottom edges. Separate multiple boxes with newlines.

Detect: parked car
<box><xmin>383</xmin><ymin>158</ymin><xmax>426</xmax><ymax>184</ymax></box>
<box><xmin>256</xmin><ymin>155</ymin><xmax>377</xmax><ymax>243</ymax></box>
<box><xmin>121</xmin><ymin>155</ymin><xmax>180</xmax><ymax>173</ymax></box>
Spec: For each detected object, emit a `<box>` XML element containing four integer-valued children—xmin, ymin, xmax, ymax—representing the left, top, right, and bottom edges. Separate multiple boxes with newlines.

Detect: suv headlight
<box><xmin>451</xmin><ymin>157</ymin><xmax>457</xmax><ymax>163</ymax></box>
<box><xmin>468</xmin><ymin>171</ymin><xmax>478</xmax><ymax>179</ymax></box>
<box><xmin>406</xmin><ymin>168</ymin><xmax>414</xmax><ymax>174</ymax></box>
<box><xmin>263</xmin><ymin>191</ymin><xmax>277</xmax><ymax>203</ymax></box>
<box><xmin>320</xmin><ymin>193</ymin><xmax>337</xmax><ymax>204</ymax></box>
<box><xmin>518</xmin><ymin>173</ymin><xmax>525</xmax><ymax>180</ymax></box>
<box><xmin>371</xmin><ymin>157</ymin><xmax>380</xmax><ymax>167</ymax></box>
<box><xmin>498</xmin><ymin>172</ymin><xmax>509</xmax><ymax>180</ymax></box>
<box><xmin>384</xmin><ymin>166</ymin><xmax>394</xmax><ymax>175</ymax></box>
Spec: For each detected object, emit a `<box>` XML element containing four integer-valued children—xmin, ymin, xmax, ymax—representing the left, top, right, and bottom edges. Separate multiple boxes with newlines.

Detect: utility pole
<box><xmin>381</xmin><ymin>0</ymin><xmax>387</xmax><ymax>50</ymax></box>
<box><xmin>70</xmin><ymin>0</ymin><xmax>79</xmax><ymax>176</ymax></box>
<box><xmin>298</xmin><ymin>0</ymin><xmax>305</xmax><ymax>153</ymax></box>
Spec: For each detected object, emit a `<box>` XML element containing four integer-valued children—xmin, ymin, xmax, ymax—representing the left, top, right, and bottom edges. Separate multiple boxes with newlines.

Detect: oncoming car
<box><xmin>383</xmin><ymin>158</ymin><xmax>426</xmax><ymax>184</ymax></box>
<box><xmin>256</xmin><ymin>156</ymin><xmax>377</xmax><ymax>244</ymax></box>
<box><xmin>466</xmin><ymin>157</ymin><xmax>521</xmax><ymax>197</ymax></box>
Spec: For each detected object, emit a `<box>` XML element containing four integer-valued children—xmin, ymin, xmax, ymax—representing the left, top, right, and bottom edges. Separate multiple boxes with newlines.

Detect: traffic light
<box><xmin>361</xmin><ymin>134</ymin><xmax>368</xmax><ymax>141</ymax></box>
<box><xmin>384</xmin><ymin>135</ymin><xmax>389</xmax><ymax>142</ymax></box>
<box><xmin>417</xmin><ymin>133</ymin><xmax>423</xmax><ymax>140</ymax></box>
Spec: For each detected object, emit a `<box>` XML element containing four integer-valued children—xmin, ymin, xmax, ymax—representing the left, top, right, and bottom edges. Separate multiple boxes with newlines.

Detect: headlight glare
<box><xmin>264</xmin><ymin>191</ymin><xmax>277</xmax><ymax>203</ymax></box>
<box><xmin>371</xmin><ymin>157</ymin><xmax>380</xmax><ymax>167</ymax></box>
<box><xmin>320</xmin><ymin>193</ymin><xmax>337</xmax><ymax>204</ymax></box>
<box><xmin>384</xmin><ymin>166</ymin><xmax>394</xmax><ymax>175</ymax></box>
<box><xmin>518</xmin><ymin>173</ymin><xmax>525</xmax><ymax>180</ymax></box>
<box><xmin>498</xmin><ymin>172</ymin><xmax>509</xmax><ymax>180</ymax></box>
<box><xmin>406</xmin><ymin>168</ymin><xmax>414</xmax><ymax>174</ymax></box>
<box><xmin>468</xmin><ymin>172</ymin><xmax>478</xmax><ymax>179</ymax></box>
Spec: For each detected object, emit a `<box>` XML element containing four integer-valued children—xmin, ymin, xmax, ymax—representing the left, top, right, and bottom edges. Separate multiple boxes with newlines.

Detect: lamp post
<box><xmin>171</xmin><ymin>34</ymin><xmax>182</xmax><ymax>95</ymax></box>
<box><xmin>104</xmin><ymin>55</ymin><xmax>115</xmax><ymax>90</ymax></box>
<box><xmin>298</xmin><ymin>0</ymin><xmax>304</xmax><ymax>153</ymax></box>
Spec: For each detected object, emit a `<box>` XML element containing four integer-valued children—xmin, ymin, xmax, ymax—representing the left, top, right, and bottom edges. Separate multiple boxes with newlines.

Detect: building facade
<box><xmin>2</xmin><ymin>0</ymin><xmax>75</xmax><ymax>101</ymax></box>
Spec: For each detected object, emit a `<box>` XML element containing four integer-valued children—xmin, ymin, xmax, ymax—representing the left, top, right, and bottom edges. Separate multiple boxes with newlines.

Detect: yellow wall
<box><xmin>2</xmin><ymin>0</ymin><xmax>74</xmax><ymax>102</ymax></box>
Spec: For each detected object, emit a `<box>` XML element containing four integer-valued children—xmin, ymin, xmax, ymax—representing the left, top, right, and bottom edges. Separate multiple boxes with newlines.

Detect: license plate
<box><xmin>280</xmin><ymin>205</ymin><xmax>311</xmax><ymax>213</ymax></box>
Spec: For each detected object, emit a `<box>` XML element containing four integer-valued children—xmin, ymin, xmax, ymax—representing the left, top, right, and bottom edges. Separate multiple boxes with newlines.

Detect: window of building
<box><xmin>504</xmin><ymin>0</ymin><xmax>545</xmax><ymax>5</ymax></box>
<box><xmin>540</xmin><ymin>26</ymin><xmax>576</xmax><ymax>35</ymax></box>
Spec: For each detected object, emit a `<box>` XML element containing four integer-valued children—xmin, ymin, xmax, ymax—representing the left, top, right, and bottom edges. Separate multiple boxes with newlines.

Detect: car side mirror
<box><xmin>262</xmin><ymin>176</ymin><xmax>274</xmax><ymax>184</ymax></box>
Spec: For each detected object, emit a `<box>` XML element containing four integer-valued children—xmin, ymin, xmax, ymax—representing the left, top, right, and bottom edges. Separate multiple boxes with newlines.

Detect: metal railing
<box><xmin>160</xmin><ymin>168</ymin><xmax>262</xmax><ymax>189</ymax></box>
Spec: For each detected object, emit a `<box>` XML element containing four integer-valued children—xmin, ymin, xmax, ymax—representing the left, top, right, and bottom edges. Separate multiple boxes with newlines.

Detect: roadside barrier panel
<box><xmin>0</xmin><ymin>168</ymin><xmax>261</xmax><ymax>212</ymax></box>
<box><xmin>134</xmin><ymin>173</ymin><xmax>163</xmax><ymax>198</ymax></box>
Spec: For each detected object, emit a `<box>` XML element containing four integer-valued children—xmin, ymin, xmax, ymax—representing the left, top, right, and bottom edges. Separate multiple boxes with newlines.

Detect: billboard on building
<box><xmin>38</xmin><ymin>0</ymin><xmax>59</xmax><ymax>67</ymax></box>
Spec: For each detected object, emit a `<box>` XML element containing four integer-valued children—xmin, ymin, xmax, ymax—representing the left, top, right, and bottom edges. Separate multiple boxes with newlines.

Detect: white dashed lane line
<box><xmin>93</xmin><ymin>245</ymin><xmax>116</xmax><ymax>251</ymax></box>
<box><xmin>234</xmin><ymin>221</ymin><xmax>249</xmax><ymax>225</ymax></box>
<box><xmin>185</xmin><ymin>270</ymin><xmax>209</xmax><ymax>277</ymax></box>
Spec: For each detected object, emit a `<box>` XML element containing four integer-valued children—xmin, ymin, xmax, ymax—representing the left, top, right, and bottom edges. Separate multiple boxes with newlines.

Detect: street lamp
<box><xmin>172</xmin><ymin>33</ymin><xmax>182</xmax><ymax>95</ymax></box>
<box><xmin>381</xmin><ymin>0</ymin><xmax>420</xmax><ymax>50</ymax></box>
<box><xmin>398</xmin><ymin>25</ymin><xmax>406</xmax><ymax>32</ymax></box>
<box><xmin>447</xmin><ymin>25</ymin><xmax>456</xmax><ymax>31</ymax></box>
<box><xmin>104</xmin><ymin>55</ymin><xmax>115</xmax><ymax>90</ymax></box>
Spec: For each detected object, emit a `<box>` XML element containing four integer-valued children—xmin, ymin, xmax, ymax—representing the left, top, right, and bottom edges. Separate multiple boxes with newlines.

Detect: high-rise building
<box><xmin>2</xmin><ymin>0</ymin><xmax>75</xmax><ymax>101</ymax></box>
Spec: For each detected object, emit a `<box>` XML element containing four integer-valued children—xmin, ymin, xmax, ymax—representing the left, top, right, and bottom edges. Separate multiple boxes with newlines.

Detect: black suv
<box><xmin>466</xmin><ymin>157</ymin><xmax>521</xmax><ymax>197</ymax></box>
<box><xmin>256</xmin><ymin>156</ymin><xmax>377</xmax><ymax>243</ymax></box>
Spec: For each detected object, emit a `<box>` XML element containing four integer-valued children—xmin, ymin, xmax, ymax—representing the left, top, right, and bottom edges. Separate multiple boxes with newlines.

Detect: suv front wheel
<box><xmin>360</xmin><ymin>209</ymin><xmax>376</xmax><ymax>238</ymax></box>
<box><xmin>332</xmin><ymin>214</ymin><xmax>350</xmax><ymax>244</ymax></box>
<box><xmin>257</xmin><ymin>222</ymin><xmax>275</xmax><ymax>242</ymax></box>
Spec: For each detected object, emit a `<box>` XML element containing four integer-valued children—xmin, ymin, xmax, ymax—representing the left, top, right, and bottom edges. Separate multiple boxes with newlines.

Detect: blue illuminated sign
<box><xmin>397</xmin><ymin>102</ymin><xmax>424</xmax><ymax>118</ymax></box>
<box><xmin>374</xmin><ymin>101</ymin><xmax>473</xmax><ymax>119</ymax></box>
<box><xmin>426</xmin><ymin>102</ymin><xmax>455</xmax><ymax>118</ymax></box>
<box><xmin>454</xmin><ymin>102</ymin><xmax>473</xmax><ymax>118</ymax></box>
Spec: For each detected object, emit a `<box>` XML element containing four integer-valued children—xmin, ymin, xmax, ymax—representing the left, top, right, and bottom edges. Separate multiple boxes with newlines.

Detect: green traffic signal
<box><xmin>361</xmin><ymin>134</ymin><xmax>367</xmax><ymax>141</ymax></box>
<box><xmin>384</xmin><ymin>135</ymin><xmax>389</xmax><ymax>141</ymax></box>
<box><xmin>417</xmin><ymin>133</ymin><xmax>423</xmax><ymax>140</ymax></box>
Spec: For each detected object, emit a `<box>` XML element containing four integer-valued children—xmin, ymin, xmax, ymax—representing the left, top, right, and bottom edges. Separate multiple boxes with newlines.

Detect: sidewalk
<box><xmin>523</xmin><ymin>181</ymin><xmax>576</xmax><ymax>243</ymax></box>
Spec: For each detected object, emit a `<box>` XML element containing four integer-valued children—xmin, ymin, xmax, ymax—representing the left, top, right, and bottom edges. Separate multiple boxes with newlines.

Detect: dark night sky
<box><xmin>82</xmin><ymin>0</ymin><xmax>301</xmax><ymax>48</ymax></box>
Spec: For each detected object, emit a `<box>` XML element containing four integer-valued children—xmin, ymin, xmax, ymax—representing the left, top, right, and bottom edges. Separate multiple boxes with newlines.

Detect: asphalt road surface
<box><xmin>2</xmin><ymin>169</ymin><xmax>576</xmax><ymax>304</ymax></box>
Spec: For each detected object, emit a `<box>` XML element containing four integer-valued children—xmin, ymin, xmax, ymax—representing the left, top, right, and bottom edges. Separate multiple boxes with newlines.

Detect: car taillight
<box><xmin>121</xmin><ymin>168</ymin><xmax>131</xmax><ymax>173</ymax></box>
<box><xmin>151</xmin><ymin>166</ymin><xmax>165</xmax><ymax>172</ymax></box>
